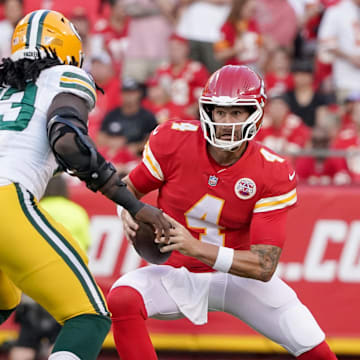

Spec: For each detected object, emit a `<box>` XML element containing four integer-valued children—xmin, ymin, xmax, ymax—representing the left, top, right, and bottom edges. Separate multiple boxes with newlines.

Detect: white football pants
<box><xmin>111</xmin><ymin>265</ymin><xmax>325</xmax><ymax>357</ymax></box>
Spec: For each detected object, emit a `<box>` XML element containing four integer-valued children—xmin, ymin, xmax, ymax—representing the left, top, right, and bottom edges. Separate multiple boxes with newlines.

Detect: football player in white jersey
<box><xmin>0</xmin><ymin>9</ymin><xmax>170</xmax><ymax>360</ymax></box>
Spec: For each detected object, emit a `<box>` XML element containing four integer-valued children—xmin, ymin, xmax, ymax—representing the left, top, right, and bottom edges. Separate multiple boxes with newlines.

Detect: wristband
<box><xmin>114</xmin><ymin>186</ymin><xmax>144</xmax><ymax>218</ymax></box>
<box><xmin>102</xmin><ymin>176</ymin><xmax>144</xmax><ymax>217</ymax></box>
<box><xmin>212</xmin><ymin>246</ymin><xmax>234</xmax><ymax>273</ymax></box>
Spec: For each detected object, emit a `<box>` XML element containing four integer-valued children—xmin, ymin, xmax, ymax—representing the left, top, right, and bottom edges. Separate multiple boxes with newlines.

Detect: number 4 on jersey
<box><xmin>171</xmin><ymin>122</ymin><xmax>198</xmax><ymax>132</ymax></box>
<box><xmin>185</xmin><ymin>194</ymin><xmax>225</xmax><ymax>246</ymax></box>
<box><xmin>260</xmin><ymin>148</ymin><xmax>285</xmax><ymax>163</ymax></box>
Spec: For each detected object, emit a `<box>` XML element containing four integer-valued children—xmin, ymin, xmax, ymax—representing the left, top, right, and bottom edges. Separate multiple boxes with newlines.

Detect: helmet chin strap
<box><xmin>212</xmin><ymin>138</ymin><xmax>247</xmax><ymax>153</ymax></box>
<box><xmin>213</xmin><ymin>138</ymin><xmax>244</xmax><ymax>152</ymax></box>
<box><xmin>225</xmin><ymin>144</ymin><xmax>242</xmax><ymax>152</ymax></box>
<box><xmin>242</xmin><ymin>121</ymin><xmax>257</xmax><ymax>140</ymax></box>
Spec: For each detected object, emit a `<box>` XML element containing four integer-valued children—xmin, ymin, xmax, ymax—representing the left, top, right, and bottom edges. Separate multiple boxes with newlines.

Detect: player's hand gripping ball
<box><xmin>129</xmin><ymin>221</ymin><xmax>172</xmax><ymax>264</ymax></box>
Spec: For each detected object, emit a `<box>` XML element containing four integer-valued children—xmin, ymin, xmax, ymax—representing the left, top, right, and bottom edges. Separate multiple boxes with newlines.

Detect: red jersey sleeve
<box><xmin>214</xmin><ymin>22</ymin><xmax>235</xmax><ymax>51</ymax></box>
<box><xmin>250</xmin><ymin>208</ymin><xmax>288</xmax><ymax>248</ymax></box>
<box><xmin>249</xmin><ymin>146</ymin><xmax>297</xmax><ymax>248</ymax></box>
<box><xmin>193</xmin><ymin>64</ymin><xmax>209</xmax><ymax>88</ymax></box>
<box><xmin>253</xmin><ymin>146</ymin><xmax>297</xmax><ymax>214</ymax></box>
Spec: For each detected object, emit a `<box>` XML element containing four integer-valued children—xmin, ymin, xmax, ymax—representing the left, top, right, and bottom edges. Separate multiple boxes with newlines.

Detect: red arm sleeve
<box><xmin>129</xmin><ymin>161</ymin><xmax>163</xmax><ymax>194</ymax></box>
<box><xmin>250</xmin><ymin>208</ymin><xmax>288</xmax><ymax>248</ymax></box>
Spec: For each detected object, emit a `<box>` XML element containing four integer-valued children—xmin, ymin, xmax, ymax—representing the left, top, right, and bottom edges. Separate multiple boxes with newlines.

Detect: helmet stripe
<box><xmin>25</xmin><ymin>12</ymin><xmax>36</xmax><ymax>48</ymax></box>
<box><xmin>28</xmin><ymin>10</ymin><xmax>48</xmax><ymax>49</ymax></box>
<box><xmin>36</xmin><ymin>10</ymin><xmax>50</xmax><ymax>47</ymax></box>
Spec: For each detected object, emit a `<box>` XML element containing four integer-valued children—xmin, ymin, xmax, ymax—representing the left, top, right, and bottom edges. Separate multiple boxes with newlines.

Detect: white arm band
<box><xmin>212</xmin><ymin>246</ymin><xmax>234</xmax><ymax>273</ymax></box>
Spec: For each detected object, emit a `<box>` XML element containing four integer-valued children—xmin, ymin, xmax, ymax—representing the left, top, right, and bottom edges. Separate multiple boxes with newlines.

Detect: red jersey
<box><xmin>295</xmin><ymin>156</ymin><xmax>348</xmax><ymax>185</ymax></box>
<box><xmin>333</xmin><ymin>126</ymin><xmax>360</xmax><ymax>182</ymax></box>
<box><xmin>129</xmin><ymin>120</ymin><xmax>297</xmax><ymax>272</ymax></box>
<box><xmin>264</xmin><ymin>72</ymin><xmax>294</xmax><ymax>97</ymax></box>
<box><xmin>257</xmin><ymin>113</ymin><xmax>311</xmax><ymax>154</ymax></box>
<box><xmin>142</xmin><ymin>98</ymin><xmax>194</xmax><ymax>123</ymax></box>
<box><xmin>88</xmin><ymin>77</ymin><xmax>121</xmax><ymax>139</ymax></box>
<box><xmin>98</xmin><ymin>146</ymin><xmax>139</xmax><ymax>166</ymax></box>
<box><xmin>303</xmin><ymin>1</ymin><xmax>340</xmax><ymax>41</ymax></box>
<box><xmin>215</xmin><ymin>20</ymin><xmax>261</xmax><ymax>66</ymax></box>
<box><xmin>93</xmin><ymin>17</ymin><xmax>130</xmax><ymax>73</ymax></box>
<box><xmin>155</xmin><ymin>61</ymin><xmax>209</xmax><ymax>108</ymax></box>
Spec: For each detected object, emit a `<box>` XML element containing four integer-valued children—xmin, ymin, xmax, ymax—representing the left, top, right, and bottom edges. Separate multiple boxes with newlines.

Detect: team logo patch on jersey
<box><xmin>208</xmin><ymin>175</ymin><xmax>218</xmax><ymax>187</ymax></box>
<box><xmin>234</xmin><ymin>178</ymin><xmax>256</xmax><ymax>199</ymax></box>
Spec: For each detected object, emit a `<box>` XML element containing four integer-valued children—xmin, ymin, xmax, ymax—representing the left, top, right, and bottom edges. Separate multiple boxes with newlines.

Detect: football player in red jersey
<box><xmin>107</xmin><ymin>65</ymin><xmax>338</xmax><ymax>360</ymax></box>
<box><xmin>154</xmin><ymin>34</ymin><xmax>209</xmax><ymax>118</ymax></box>
<box><xmin>256</xmin><ymin>95</ymin><xmax>311</xmax><ymax>154</ymax></box>
<box><xmin>332</xmin><ymin>100</ymin><xmax>360</xmax><ymax>183</ymax></box>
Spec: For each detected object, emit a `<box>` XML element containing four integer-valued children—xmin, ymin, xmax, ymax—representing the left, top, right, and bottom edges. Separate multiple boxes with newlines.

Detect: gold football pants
<box><xmin>0</xmin><ymin>183</ymin><xmax>109</xmax><ymax>323</ymax></box>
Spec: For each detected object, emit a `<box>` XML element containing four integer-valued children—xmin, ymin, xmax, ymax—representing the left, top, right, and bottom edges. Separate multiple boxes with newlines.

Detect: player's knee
<box><xmin>280</xmin><ymin>302</ymin><xmax>325</xmax><ymax>355</ymax></box>
<box><xmin>107</xmin><ymin>286</ymin><xmax>147</xmax><ymax>320</ymax></box>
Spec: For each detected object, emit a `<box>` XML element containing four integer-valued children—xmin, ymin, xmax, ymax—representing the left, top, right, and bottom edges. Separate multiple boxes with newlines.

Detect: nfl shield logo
<box><xmin>208</xmin><ymin>175</ymin><xmax>218</xmax><ymax>187</ymax></box>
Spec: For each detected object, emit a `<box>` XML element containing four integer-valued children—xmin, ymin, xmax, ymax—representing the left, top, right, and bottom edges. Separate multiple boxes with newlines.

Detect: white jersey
<box><xmin>176</xmin><ymin>2</ymin><xmax>230</xmax><ymax>42</ymax></box>
<box><xmin>318</xmin><ymin>0</ymin><xmax>360</xmax><ymax>92</ymax></box>
<box><xmin>0</xmin><ymin>65</ymin><xmax>97</xmax><ymax>200</ymax></box>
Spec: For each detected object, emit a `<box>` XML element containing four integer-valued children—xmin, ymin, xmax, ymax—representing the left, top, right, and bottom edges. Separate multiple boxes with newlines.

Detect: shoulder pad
<box><xmin>148</xmin><ymin>120</ymin><xmax>200</xmax><ymax>154</ymax></box>
<box><xmin>256</xmin><ymin>145</ymin><xmax>297</xmax><ymax>206</ymax></box>
<box><xmin>143</xmin><ymin>120</ymin><xmax>201</xmax><ymax>181</ymax></box>
<box><xmin>44</xmin><ymin>65</ymin><xmax>97</xmax><ymax>111</ymax></box>
<box><xmin>150</xmin><ymin>120</ymin><xmax>200</xmax><ymax>140</ymax></box>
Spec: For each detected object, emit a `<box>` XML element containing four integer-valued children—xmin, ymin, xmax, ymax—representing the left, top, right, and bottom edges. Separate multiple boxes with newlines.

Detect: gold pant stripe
<box><xmin>16</xmin><ymin>184</ymin><xmax>108</xmax><ymax>316</ymax></box>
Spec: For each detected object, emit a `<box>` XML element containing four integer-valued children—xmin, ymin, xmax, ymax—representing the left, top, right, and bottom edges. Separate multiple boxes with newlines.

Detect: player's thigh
<box><xmin>0</xmin><ymin>184</ymin><xmax>108</xmax><ymax>323</ymax></box>
<box><xmin>0</xmin><ymin>269</ymin><xmax>21</xmax><ymax>310</ymax></box>
<box><xmin>213</xmin><ymin>273</ymin><xmax>325</xmax><ymax>356</ymax></box>
<box><xmin>112</xmin><ymin>265</ymin><xmax>183</xmax><ymax>320</ymax></box>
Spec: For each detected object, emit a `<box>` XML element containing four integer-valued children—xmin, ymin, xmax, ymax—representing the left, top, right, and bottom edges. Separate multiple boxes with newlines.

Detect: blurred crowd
<box><xmin>1</xmin><ymin>0</ymin><xmax>360</xmax><ymax>186</ymax></box>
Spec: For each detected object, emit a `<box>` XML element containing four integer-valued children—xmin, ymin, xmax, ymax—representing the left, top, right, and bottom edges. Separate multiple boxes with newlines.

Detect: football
<box><xmin>129</xmin><ymin>221</ymin><xmax>172</xmax><ymax>264</ymax></box>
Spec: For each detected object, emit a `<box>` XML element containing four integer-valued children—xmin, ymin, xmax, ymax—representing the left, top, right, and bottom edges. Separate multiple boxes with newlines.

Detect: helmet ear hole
<box><xmin>242</xmin><ymin>123</ymin><xmax>256</xmax><ymax>140</ymax></box>
<box><xmin>204</xmin><ymin>104</ymin><xmax>214</xmax><ymax>120</ymax></box>
<box><xmin>249</xmin><ymin>106</ymin><xmax>257</xmax><ymax>115</ymax></box>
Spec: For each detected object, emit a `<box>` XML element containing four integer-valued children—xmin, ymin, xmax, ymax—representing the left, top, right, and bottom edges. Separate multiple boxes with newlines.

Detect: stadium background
<box><xmin>1</xmin><ymin>0</ymin><xmax>360</xmax><ymax>359</ymax></box>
